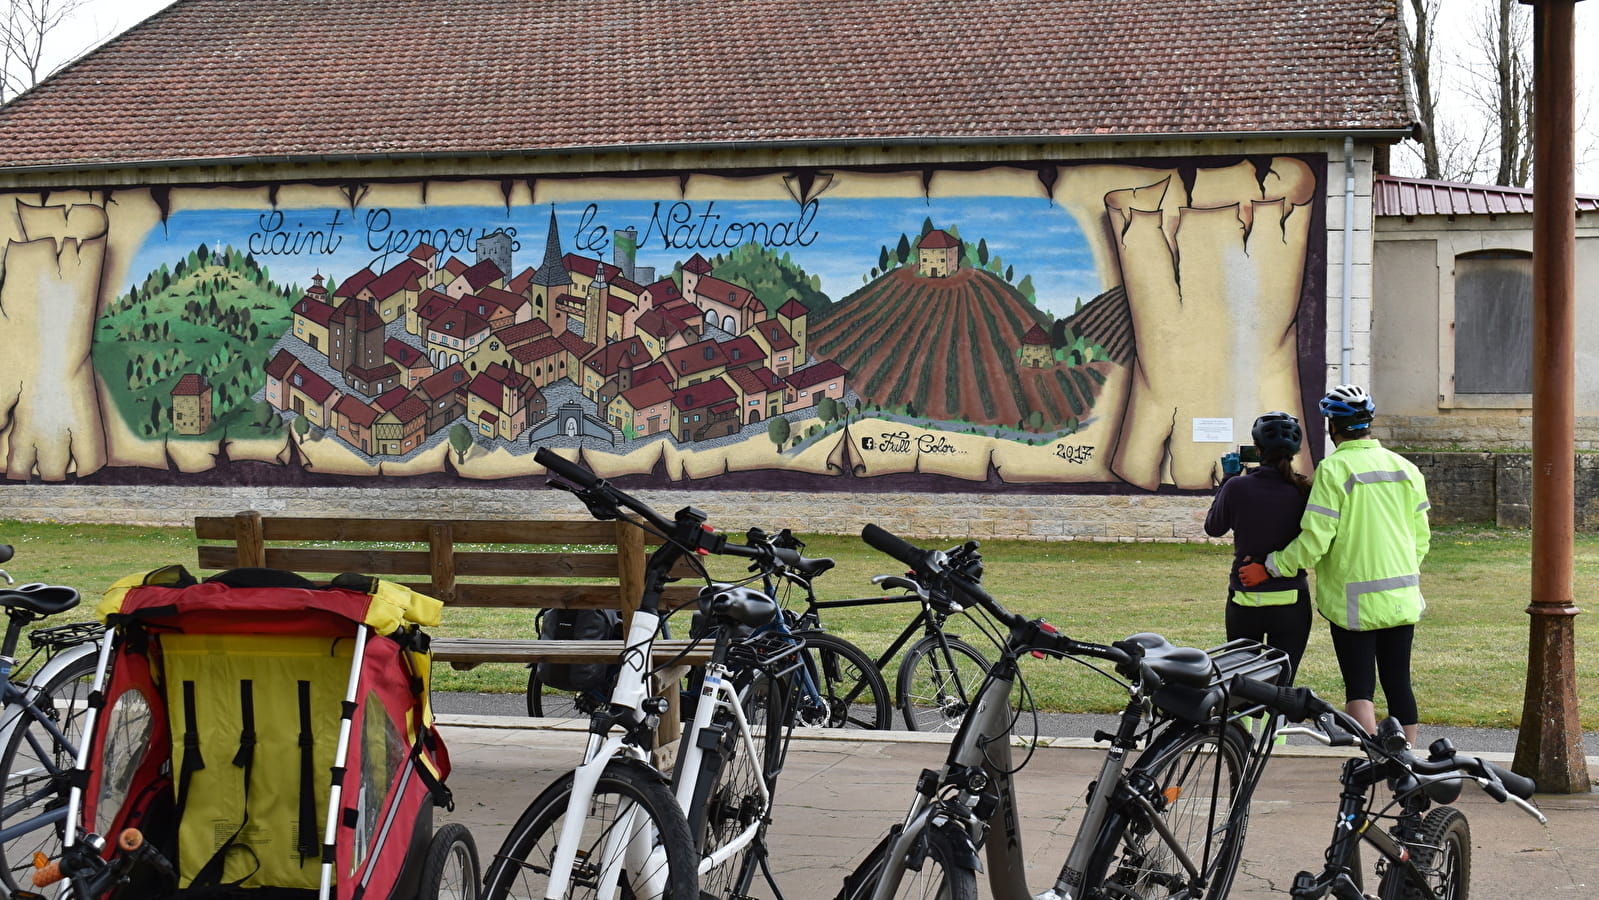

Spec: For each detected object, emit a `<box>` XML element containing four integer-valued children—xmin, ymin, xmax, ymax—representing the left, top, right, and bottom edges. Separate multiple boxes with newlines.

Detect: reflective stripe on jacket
<box><xmin>1265</xmin><ymin>439</ymin><xmax>1431</xmax><ymax>630</ymax></box>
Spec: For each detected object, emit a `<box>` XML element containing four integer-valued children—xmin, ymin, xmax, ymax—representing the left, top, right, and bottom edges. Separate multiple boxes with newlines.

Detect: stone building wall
<box><xmin>4</xmin><ymin>452</ymin><xmax>1587</xmax><ymax>538</ymax></box>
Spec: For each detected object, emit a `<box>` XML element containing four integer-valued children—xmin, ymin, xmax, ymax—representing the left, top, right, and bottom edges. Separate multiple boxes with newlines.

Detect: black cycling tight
<box><xmin>1327</xmin><ymin>623</ymin><xmax>1417</xmax><ymax>725</ymax></box>
<box><xmin>1225</xmin><ymin>588</ymin><xmax>1311</xmax><ymax>681</ymax></box>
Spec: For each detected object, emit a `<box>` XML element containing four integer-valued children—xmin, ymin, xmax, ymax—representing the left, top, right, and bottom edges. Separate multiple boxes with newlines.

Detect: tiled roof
<box><xmin>0</xmin><ymin>0</ymin><xmax>1408</xmax><ymax>170</ymax></box>
<box><xmin>665</xmin><ymin>338</ymin><xmax>729</xmax><ymax>377</ymax></box>
<box><xmin>1373</xmin><ymin>174</ymin><xmax>1599</xmax><ymax>217</ymax></box>
<box><xmin>776</xmin><ymin>298</ymin><xmax>808</xmax><ymax>319</ymax></box>
<box><xmin>786</xmin><ymin>360</ymin><xmax>847</xmax><ymax>389</ymax></box>
<box><xmin>672</xmin><ymin>378</ymin><xmax>736</xmax><ymax>413</ymax></box>
<box><xmin>335</xmin><ymin>268</ymin><xmax>377</xmax><ymax>299</ymax></box>
<box><xmin>622</xmin><ymin>378</ymin><xmax>675</xmax><ymax>409</ymax></box>
<box><xmin>367</xmin><ymin>259</ymin><xmax>426</xmax><ymax>299</ymax></box>
<box><xmin>170</xmin><ymin>373</ymin><xmax>207</xmax><ymax>397</ymax></box>
<box><xmin>265</xmin><ymin>349</ymin><xmax>299</xmax><ymax>379</ymax></box>
<box><xmin>333</xmin><ymin>395</ymin><xmax>379</xmax><ymax>427</ymax></box>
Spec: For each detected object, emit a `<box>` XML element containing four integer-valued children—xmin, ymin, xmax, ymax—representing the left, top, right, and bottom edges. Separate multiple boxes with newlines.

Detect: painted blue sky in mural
<box><xmin>127</xmin><ymin>195</ymin><xmax>1102</xmax><ymax>319</ymax></box>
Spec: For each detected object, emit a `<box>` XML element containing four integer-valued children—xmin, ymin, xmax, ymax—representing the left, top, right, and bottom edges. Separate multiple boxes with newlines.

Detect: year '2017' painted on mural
<box><xmin>0</xmin><ymin>159</ymin><xmax>1323</xmax><ymax>491</ymax></box>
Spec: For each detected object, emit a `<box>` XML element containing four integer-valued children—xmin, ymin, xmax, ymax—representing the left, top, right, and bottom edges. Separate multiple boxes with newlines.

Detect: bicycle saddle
<box><xmin>0</xmin><ymin>583</ymin><xmax>81</xmax><ymax>617</ymax></box>
<box><xmin>1121</xmin><ymin>632</ymin><xmax>1213</xmax><ymax>688</ymax></box>
<box><xmin>790</xmin><ymin>556</ymin><xmax>835</xmax><ymax>578</ymax></box>
<box><xmin>702</xmin><ymin>585</ymin><xmax>779</xmax><ymax>629</ymax></box>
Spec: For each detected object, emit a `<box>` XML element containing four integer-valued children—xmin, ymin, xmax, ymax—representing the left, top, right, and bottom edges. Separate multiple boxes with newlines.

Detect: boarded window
<box><xmin>1455</xmin><ymin>251</ymin><xmax>1532</xmax><ymax>393</ymax></box>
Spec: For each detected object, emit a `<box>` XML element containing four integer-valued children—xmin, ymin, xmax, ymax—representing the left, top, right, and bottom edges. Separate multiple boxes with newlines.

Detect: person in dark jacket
<box><xmin>1204</xmin><ymin>411</ymin><xmax>1313</xmax><ymax>679</ymax></box>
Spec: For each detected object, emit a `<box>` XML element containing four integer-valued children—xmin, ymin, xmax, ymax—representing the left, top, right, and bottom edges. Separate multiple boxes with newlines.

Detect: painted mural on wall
<box><xmin>0</xmin><ymin>157</ymin><xmax>1322</xmax><ymax>491</ymax></box>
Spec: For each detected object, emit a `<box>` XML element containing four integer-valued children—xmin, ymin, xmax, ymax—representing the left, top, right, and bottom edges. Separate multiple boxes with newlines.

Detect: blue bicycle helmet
<box><xmin>1319</xmin><ymin>384</ymin><xmax>1375</xmax><ymax>430</ymax></box>
<box><xmin>1251</xmin><ymin>412</ymin><xmax>1302</xmax><ymax>456</ymax></box>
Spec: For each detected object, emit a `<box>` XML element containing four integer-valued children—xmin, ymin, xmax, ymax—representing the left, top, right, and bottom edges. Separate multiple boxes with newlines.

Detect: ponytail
<box><xmin>1271</xmin><ymin>455</ymin><xmax>1312</xmax><ymax>496</ymax></box>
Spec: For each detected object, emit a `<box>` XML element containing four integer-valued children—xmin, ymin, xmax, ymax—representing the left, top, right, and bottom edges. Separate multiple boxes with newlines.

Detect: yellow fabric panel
<box><xmin>95</xmin><ymin>571</ymin><xmax>145</xmax><ymax>622</ymax></box>
<box><xmin>366</xmin><ymin>579</ymin><xmax>444</xmax><ymax>631</ymax></box>
<box><xmin>163</xmin><ymin>633</ymin><xmax>354</xmax><ymax>889</ymax></box>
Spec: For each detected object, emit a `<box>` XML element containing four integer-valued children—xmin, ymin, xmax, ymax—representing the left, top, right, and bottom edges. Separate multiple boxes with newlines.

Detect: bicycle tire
<box><xmin>836</xmin><ymin>822</ymin><xmax>979</xmax><ymax>900</ymax></box>
<box><xmin>418</xmin><ymin>821</ymin><xmax>481</xmax><ymax>900</ymax></box>
<box><xmin>525</xmin><ymin>667</ymin><xmax>609</xmax><ymax>720</ymax></box>
<box><xmin>1376</xmin><ymin>806</ymin><xmax>1471</xmax><ymax>900</ymax></box>
<box><xmin>895</xmin><ymin>635</ymin><xmax>990</xmax><ymax>733</ymax></box>
<box><xmin>792</xmin><ymin>631</ymin><xmax>891</xmax><ymax>730</ymax></box>
<box><xmin>691</xmin><ymin>694</ymin><xmax>778</xmax><ymax>900</ymax></box>
<box><xmin>481</xmin><ymin>761</ymin><xmax>698</xmax><ymax>900</ymax></box>
<box><xmin>0</xmin><ymin>648</ymin><xmax>101</xmax><ymax>893</ymax></box>
<box><xmin>1079</xmin><ymin>721</ymin><xmax>1250</xmax><ymax>900</ymax></box>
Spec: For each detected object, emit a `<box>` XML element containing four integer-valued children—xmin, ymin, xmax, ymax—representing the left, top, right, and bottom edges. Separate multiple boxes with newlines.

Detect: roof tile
<box><xmin>0</xmin><ymin>0</ymin><xmax>1409</xmax><ymax>169</ymax></box>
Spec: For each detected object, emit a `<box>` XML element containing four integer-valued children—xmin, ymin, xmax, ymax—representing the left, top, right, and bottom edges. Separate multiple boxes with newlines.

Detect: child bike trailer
<box><xmin>63</xmin><ymin>566</ymin><xmax>478</xmax><ymax>900</ymax></box>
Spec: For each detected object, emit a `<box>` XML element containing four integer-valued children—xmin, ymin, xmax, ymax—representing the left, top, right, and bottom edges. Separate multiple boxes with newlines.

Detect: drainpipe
<box><xmin>1341</xmin><ymin>136</ymin><xmax>1355</xmax><ymax>382</ymax></box>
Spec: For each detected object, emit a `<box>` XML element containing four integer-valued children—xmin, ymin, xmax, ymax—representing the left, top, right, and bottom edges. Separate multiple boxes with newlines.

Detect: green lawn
<box><xmin>1</xmin><ymin>519</ymin><xmax>1593</xmax><ymax>730</ymax></box>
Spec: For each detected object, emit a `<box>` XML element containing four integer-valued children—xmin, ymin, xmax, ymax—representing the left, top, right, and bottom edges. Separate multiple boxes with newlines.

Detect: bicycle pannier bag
<box><xmin>536</xmin><ymin>608</ymin><xmax>622</xmax><ymax>692</ymax></box>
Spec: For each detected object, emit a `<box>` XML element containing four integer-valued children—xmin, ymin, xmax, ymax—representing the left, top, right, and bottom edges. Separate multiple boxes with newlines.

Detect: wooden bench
<box><xmin>193</xmin><ymin>510</ymin><xmax>707</xmax><ymax>745</ymax></box>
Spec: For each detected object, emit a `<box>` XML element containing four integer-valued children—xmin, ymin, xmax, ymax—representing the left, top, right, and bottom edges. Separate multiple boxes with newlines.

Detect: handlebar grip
<box><xmin>861</xmin><ymin>524</ymin><xmax>932</xmax><ymax>573</ymax></box>
<box><xmin>0</xmin><ymin>544</ymin><xmax>12</xmax><ymax>565</ymax></box>
<box><xmin>535</xmin><ymin>448</ymin><xmax>601</xmax><ymax>489</ymax></box>
<box><xmin>119</xmin><ymin>828</ymin><xmax>144</xmax><ymax>852</ymax></box>
<box><xmin>1228</xmin><ymin>676</ymin><xmax>1323</xmax><ymax>722</ymax></box>
<box><xmin>1487</xmin><ymin>761</ymin><xmax>1538</xmax><ymax>800</ymax></box>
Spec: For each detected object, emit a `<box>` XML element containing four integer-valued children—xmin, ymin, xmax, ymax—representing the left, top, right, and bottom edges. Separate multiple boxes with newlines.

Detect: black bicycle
<box><xmin>838</xmin><ymin>525</ymin><xmax>1289</xmax><ymax>900</ymax></box>
<box><xmin>1229</xmin><ymin>676</ymin><xmax>1545</xmax><ymax>899</ymax></box>
<box><xmin>790</xmin><ymin>540</ymin><xmax>992</xmax><ymax>732</ymax></box>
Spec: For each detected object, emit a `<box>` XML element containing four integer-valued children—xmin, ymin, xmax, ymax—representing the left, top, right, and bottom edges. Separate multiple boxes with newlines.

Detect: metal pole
<box><xmin>1512</xmin><ymin>0</ymin><xmax>1590</xmax><ymax>793</ymax></box>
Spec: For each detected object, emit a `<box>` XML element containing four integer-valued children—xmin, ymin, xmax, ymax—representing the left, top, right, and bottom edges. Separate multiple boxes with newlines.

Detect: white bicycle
<box><xmin>481</xmin><ymin>449</ymin><xmax>828</xmax><ymax>900</ymax></box>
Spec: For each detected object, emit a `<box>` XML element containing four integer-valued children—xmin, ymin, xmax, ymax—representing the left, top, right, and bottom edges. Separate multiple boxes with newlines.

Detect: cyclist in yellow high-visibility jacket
<box><xmin>1239</xmin><ymin>385</ymin><xmax>1430</xmax><ymax>746</ymax></box>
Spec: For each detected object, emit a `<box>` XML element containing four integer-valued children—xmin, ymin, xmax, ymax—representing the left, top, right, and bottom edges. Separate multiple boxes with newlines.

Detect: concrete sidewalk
<box><xmin>433</xmin><ymin>716</ymin><xmax>1599</xmax><ymax>899</ymax></box>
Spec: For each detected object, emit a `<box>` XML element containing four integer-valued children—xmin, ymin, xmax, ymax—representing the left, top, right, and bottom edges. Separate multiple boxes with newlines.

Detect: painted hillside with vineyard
<box><xmin>812</xmin><ymin>266</ymin><xmax>1111</xmax><ymax>431</ymax></box>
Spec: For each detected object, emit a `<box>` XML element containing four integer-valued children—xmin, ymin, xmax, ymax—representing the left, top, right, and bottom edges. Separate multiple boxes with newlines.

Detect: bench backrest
<box><xmin>194</xmin><ymin>511</ymin><xmax>701</xmax><ymax>618</ymax></box>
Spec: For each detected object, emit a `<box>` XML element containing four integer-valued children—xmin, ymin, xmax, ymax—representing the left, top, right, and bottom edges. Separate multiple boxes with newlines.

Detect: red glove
<box><xmin>1237</xmin><ymin>560</ymin><xmax>1270</xmax><ymax>588</ymax></box>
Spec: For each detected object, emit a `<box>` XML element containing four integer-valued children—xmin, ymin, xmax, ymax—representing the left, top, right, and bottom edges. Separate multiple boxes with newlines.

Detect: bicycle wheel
<box><xmin>792</xmin><ymin>631</ymin><xmax>891</xmax><ymax>730</ymax></box>
<box><xmin>895</xmin><ymin>635</ymin><xmax>989</xmax><ymax>733</ymax></box>
<box><xmin>0</xmin><ymin>648</ymin><xmax>100</xmax><ymax>893</ymax></box>
<box><xmin>481</xmin><ymin>761</ymin><xmax>698</xmax><ymax>900</ymax></box>
<box><xmin>419</xmin><ymin>822</ymin><xmax>481</xmax><ymax>900</ymax></box>
<box><xmin>1080</xmin><ymin>722</ymin><xmax>1249</xmax><ymax>900</ymax></box>
<box><xmin>526</xmin><ymin>667</ymin><xmax>608</xmax><ymax>719</ymax></box>
<box><xmin>691</xmin><ymin>699</ymin><xmax>776</xmax><ymax>900</ymax></box>
<box><xmin>837</xmin><ymin>822</ymin><xmax>979</xmax><ymax>900</ymax></box>
<box><xmin>1377</xmin><ymin>807</ymin><xmax>1471</xmax><ymax>900</ymax></box>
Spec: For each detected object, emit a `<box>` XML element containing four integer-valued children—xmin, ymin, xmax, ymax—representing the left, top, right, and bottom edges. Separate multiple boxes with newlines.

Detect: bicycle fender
<box><xmin>0</xmin><ymin>639</ymin><xmax>103</xmax><ymax>751</ymax></box>
<box><xmin>930</xmin><ymin>813</ymin><xmax>984</xmax><ymax>871</ymax></box>
<box><xmin>607</xmin><ymin>755</ymin><xmax>676</xmax><ymax>787</ymax></box>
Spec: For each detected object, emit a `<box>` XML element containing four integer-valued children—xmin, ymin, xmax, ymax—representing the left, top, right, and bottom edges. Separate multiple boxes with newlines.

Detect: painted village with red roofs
<box><xmin>258</xmin><ymin>208</ymin><xmax>850</xmax><ymax>458</ymax></box>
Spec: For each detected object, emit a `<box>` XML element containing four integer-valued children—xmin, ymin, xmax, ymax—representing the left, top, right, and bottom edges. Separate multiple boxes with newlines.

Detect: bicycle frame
<box><xmin>674</xmin><ymin>659</ymin><xmax>768</xmax><ymax>877</ymax></box>
<box><xmin>0</xmin><ymin>612</ymin><xmax>113</xmax><ymax>897</ymax></box>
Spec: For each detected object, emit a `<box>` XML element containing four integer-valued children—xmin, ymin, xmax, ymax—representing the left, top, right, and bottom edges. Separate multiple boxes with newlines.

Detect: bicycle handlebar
<box><xmin>537</xmin><ymin>448</ymin><xmax>819</xmax><ymax>576</ymax></box>
<box><xmin>1229</xmin><ymin>675</ymin><xmax>1543</xmax><ymax>817</ymax></box>
<box><xmin>859</xmin><ymin>523</ymin><xmax>1137</xmax><ymax>669</ymax></box>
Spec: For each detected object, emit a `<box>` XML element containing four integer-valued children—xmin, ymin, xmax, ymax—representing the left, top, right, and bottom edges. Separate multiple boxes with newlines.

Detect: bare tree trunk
<box><xmin>1405</xmin><ymin>0</ymin><xmax>1442</xmax><ymax>179</ymax></box>
<box><xmin>1489</xmin><ymin>0</ymin><xmax>1533</xmax><ymax>186</ymax></box>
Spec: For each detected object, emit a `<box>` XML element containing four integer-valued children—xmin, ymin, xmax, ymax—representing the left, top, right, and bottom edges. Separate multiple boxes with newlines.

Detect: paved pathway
<box><xmin>434</xmin><ymin>715</ymin><xmax>1599</xmax><ymax>900</ymax></box>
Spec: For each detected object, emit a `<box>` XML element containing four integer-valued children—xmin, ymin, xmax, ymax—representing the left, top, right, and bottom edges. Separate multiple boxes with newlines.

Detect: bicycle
<box><xmin>482</xmin><ymin>448</ymin><xmax>841</xmax><ymax>900</ymax></box>
<box><xmin>0</xmin><ymin>543</ymin><xmax>116</xmax><ymax>894</ymax></box>
<box><xmin>1228</xmin><ymin>676</ymin><xmax>1544</xmax><ymax>899</ymax></box>
<box><xmin>837</xmin><ymin>524</ymin><xmax>1290</xmax><ymax>900</ymax></box>
<box><xmin>792</xmin><ymin>542</ymin><xmax>993</xmax><ymax>732</ymax></box>
<box><xmin>530</xmin><ymin>528</ymin><xmax>893</xmax><ymax>731</ymax></box>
